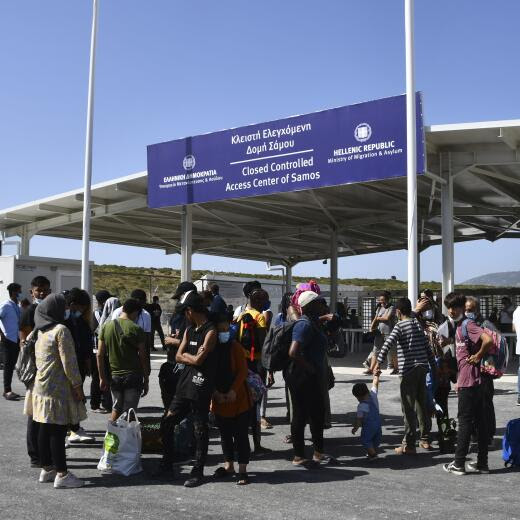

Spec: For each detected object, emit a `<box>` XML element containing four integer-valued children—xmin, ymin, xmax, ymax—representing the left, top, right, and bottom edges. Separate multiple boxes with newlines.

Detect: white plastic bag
<box><xmin>97</xmin><ymin>408</ymin><xmax>143</xmax><ymax>476</ymax></box>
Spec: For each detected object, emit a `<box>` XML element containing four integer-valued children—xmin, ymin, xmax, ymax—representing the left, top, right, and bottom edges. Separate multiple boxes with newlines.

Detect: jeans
<box><xmin>216</xmin><ymin>411</ymin><xmax>251</xmax><ymax>465</ymax></box>
<box><xmin>161</xmin><ymin>397</ymin><xmax>209</xmax><ymax>472</ymax></box>
<box><xmin>399</xmin><ymin>365</ymin><xmax>431</xmax><ymax>447</ymax></box>
<box><xmin>37</xmin><ymin>422</ymin><xmax>68</xmax><ymax>473</ymax></box>
<box><xmin>288</xmin><ymin>375</ymin><xmax>325</xmax><ymax>458</ymax></box>
<box><xmin>90</xmin><ymin>355</ymin><xmax>112</xmax><ymax>411</ymax></box>
<box><xmin>454</xmin><ymin>385</ymin><xmax>488</xmax><ymax>468</ymax></box>
<box><xmin>481</xmin><ymin>375</ymin><xmax>496</xmax><ymax>440</ymax></box>
<box><xmin>2</xmin><ymin>339</ymin><xmax>19</xmax><ymax>393</ymax></box>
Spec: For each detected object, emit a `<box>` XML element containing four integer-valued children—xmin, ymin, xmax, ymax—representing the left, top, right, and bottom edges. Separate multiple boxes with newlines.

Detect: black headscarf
<box><xmin>34</xmin><ymin>293</ymin><xmax>66</xmax><ymax>332</ymax></box>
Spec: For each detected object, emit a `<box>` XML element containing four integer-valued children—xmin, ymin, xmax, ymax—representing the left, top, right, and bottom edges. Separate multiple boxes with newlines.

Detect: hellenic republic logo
<box><xmin>354</xmin><ymin>123</ymin><xmax>372</xmax><ymax>143</ymax></box>
<box><xmin>183</xmin><ymin>154</ymin><xmax>196</xmax><ymax>171</ymax></box>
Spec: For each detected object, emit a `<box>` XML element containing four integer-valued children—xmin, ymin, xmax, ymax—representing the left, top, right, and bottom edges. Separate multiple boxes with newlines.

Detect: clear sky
<box><xmin>1</xmin><ymin>1</ymin><xmax>519</xmax><ymax>282</ymax></box>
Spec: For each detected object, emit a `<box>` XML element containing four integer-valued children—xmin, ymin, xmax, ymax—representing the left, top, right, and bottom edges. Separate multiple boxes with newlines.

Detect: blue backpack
<box><xmin>502</xmin><ymin>418</ymin><xmax>520</xmax><ymax>467</ymax></box>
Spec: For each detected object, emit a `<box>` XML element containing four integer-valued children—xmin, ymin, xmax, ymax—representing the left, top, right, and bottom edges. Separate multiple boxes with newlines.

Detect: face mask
<box><xmin>218</xmin><ymin>331</ymin><xmax>230</xmax><ymax>343</ymax></box>
<box><xmin>449</xmin><ymin>313</ymin><xmax>463</xmax><ymax>323</ymax></box>
<box><xmin>465</xmin><ymin>312</ymin><xmax>476</xmax><ymax>320</ymax></box>
<box><xmin>64</xmin><ymin>310</ymin><xmax>71</xmax><ymax>320</ymax></box>
<box><xmin>73</xmin><ymin>310</ymin><xmax>82</xmax><ymax>319</ymax></box>
<box><xmin>423</xmin><ymin>309</ymin><xmax>434</xmax><ymax>320</ymax></box>
<box><xmin>34</xmin><ymin>298</ymin><xmax>43</xmax><ymax>305</ymax></box>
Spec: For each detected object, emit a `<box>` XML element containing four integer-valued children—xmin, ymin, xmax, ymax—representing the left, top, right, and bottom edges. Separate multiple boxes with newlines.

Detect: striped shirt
<box><xmin>377</xmin><ymin>318</ymin><xmax>434</xmax><ymax>375</ymax></box>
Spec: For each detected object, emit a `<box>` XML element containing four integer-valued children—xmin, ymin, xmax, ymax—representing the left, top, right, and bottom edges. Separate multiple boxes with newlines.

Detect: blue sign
<box><xmin>147</xmin><ymin>93</ymin><xmax>425</xmax><ymax>208</ymax></box>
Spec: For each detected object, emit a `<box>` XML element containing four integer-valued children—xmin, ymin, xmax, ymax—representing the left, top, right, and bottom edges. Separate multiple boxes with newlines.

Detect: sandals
<box><xmin>236</xmin><ymin>472</ymin><xmax>249</xmax><ymax>486</ymax></box>
<box><xmin>213</xmin><ymin>467</ymin><xmax>235</xmax><ymax>479</ymax></box>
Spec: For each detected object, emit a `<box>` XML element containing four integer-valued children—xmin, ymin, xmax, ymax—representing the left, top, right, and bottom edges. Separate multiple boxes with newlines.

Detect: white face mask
<box><xmin>34</xmin><ymin>298</ymin><xmax>43</xmax><ymax>305</ymax></box>
<box><xmin>218</xmin><ymin>331</ymin><xmax>230</xmax><ymax>343</ymax></box>
<box><xmin>64</xmin><ymin>310</ymin><xmax>71</xmax><ymax>320</ymax></box>
<box><xmin>423</xmin><ymin>309</ymin><xmax>434</xmax><ymax>320</ymax></box>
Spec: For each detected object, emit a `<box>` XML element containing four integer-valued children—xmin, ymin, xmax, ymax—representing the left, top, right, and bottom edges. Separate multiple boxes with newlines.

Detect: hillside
<box><xmin>463</xmin><ymin>271</ymin><xmax>520</xmax><ymax>288</ymax></box>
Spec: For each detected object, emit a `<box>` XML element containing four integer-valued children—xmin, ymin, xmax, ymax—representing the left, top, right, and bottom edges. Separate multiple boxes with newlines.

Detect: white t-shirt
<box><xmin>111</xmin><ymin>306</ymin><xmax>152</xmax><ymax>333</ymax></box>
<box><xmin>513</xmin><ymin>306</ymin><xmax>520</xmax><ymax>355</ymax></box>
<box><xmin>356</xmin><ymin>386</ymin><xmax>379</xmax><ymax>419</ymax></box>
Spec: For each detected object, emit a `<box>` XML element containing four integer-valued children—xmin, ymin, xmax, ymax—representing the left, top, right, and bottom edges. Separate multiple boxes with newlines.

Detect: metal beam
<box><xmin>74</xmin><ymin>193</ymin><xmax>108</xmax><ymax>205</ymax></box>
<box><xmin>115</xmin><ymin>183</ymin><xmax>147</xmax><ymax>196</ymax></box>
<box><xmin>180</xmin><ymin>205</ymin><xmax>192</xmax><ymax>282</ymax></box>
<box><xmin>38</xmin><ymin>204</ymin><xmax>75</xmax><ymax>214</ymax></box>
<box><xmin>441</xmin><ymin>160</ymin><xmax>454</xmax><ymax>309</ymax></box>
<box><xmin>330</xmin><ymin>228</ymin><xmax>338</xmax><ymax>311</ymax></box>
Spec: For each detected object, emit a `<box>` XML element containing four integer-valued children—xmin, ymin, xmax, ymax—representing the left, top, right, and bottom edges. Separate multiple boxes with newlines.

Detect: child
<box><xmin>352</xmin><ymin>373</ymin><xmax>382</xmax><ymax>460</ymax></box>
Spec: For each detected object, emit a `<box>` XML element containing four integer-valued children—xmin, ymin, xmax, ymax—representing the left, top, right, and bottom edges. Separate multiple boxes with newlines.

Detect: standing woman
<box><xmin>285</xmin><ymin>291</ymin><xmax>328</xmax><ymax>465</ymax></box>
<box><xmin>24</xmin><ymin>294</ymin><xmax>87</xmax><ymax>489</ymax></box>
<box><xmin>212</xmin><ymin>314</ymin><xmax>253</xmax><ymax>485</ymax></box>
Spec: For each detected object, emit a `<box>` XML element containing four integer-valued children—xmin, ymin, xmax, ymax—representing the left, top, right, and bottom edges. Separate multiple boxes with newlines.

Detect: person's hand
<box><xmin>226</xmin><ymin>389</ymin><xmax>237</xmax><ymax>403</ymax></box>
<box><xmin>165</xmin><ymin>336</ymin><xmax>176</xmax><ymax>345</ymax></box>
<box><xmin>166</xmin><ymin>410</ymin><xmax>174</xmax><ymax>418</ymax></box>
<box><xmin>141</xmin><ymin>378</ymin><xmax>149</xmax><ymax>397</ymax></box>
<box><xmin>267</xmin><ymin>372</ymin><xmax>275</xmax><ymax>387</ymax></box>
<box><xmin>100</xmin><ymin>378</ymin><xmax>109</xmax><ymax>392</ymax></box>
<box><xmin>467</xmin><ymin>353</ymin><xmax>482</xmax><ymax>365</ymax></box>
<box><xmin>72</xmin><ymin>385</ymin><xmax>85</xmax><ymax>402</ymax></box>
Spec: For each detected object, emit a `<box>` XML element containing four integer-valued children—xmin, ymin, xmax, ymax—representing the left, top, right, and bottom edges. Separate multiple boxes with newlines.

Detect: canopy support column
<box><xmin>441</xmin><ymin>154</ymin><xmax>454</xmax><ymax>311</ymax></box>
<box><xmin>181</xmin><ymin>205</ymin><xmax>192</xmax><ymax>282</ymax></box>
<box><xmin>19</xmin><ymin>228</ymin><xmax>32</xmax><ymax>256</ymax></box>
<box><xmin>405</xmin><ymin>0</ymin><xmax>418</xmax><ymax>304</ymax></box>
<box><xmin>285</xmin><ymin>263</ymin><xmax>293</xmax><ymax>294</ymax></box>
<box><xmin>330</xmin><ymin>228</ymin><xmax>338</xmax><ymax>312</ymax></box>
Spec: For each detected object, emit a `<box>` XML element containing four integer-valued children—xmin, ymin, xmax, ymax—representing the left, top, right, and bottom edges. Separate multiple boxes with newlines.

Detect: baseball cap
<box><xmin>298</xmin><ymin>290</ymin><xmax>319</xmax><ymax>308</ymax></box>
<box><xmin>176</xmin><ymin>290</ymin><xmax>204</xmax><ymax>312</ymax></box>
<box><xmin>172</xmin><ymin>281</ymin><xmax>197</xmax><ymax>300</ymax></box>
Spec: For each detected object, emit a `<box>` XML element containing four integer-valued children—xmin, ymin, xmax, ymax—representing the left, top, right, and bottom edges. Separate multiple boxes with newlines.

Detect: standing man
<box><xmin>365</xmin><ymin>292</ymin><xmax>397</xmax><ymax>375</ymax></box>
<box><xmin>443</xmin><ymin>293</ymin><xmax>493</xmax><ymax>475</ymax></box>
<box><xmin>97</xmin><ymin>298</ymin><xmax>149</xmax><ymax>421</ymax></box>
<box><xmin>0</xmin><ymin>283</ymin><xmax>22</xmax><ymax>400</ymax></box>
<box><xmin>157</xmin><ymin>291</ymin><xmax>217</xmax><ymax>488</ymax></box>
<box><xmin>499</xmin><ymin>296</ymin><xmax>515</xmax><ymax>333</ymax></box>
<box><xmin>112</xmin><ymin>289</ymin><xmax>152</xmax><ymax>353</ymax></box>
<box><xmin>19</xmin><ymin>276</ymin><xmax>51</xmax><ymax>466</ymax></box>
<box><xmin>146</xmin><ymin>295</ymin><xmax>166</xmax><ymax>350</ymax></box>
<box><xmin>374</xmin><ymin>298</ymin><xmax>435</xmax><ymax>454</ymax></box>
<box><xmin>209</xmin><ymin>284</ymin><xmax>227</xmax><ymax>314</ymax></box>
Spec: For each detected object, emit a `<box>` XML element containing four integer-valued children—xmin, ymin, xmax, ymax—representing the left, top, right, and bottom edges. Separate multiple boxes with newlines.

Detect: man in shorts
<box><xmin>97</xmin><ymin>298</ymin><xmax>149</xmax><ymax>421</ymax></box>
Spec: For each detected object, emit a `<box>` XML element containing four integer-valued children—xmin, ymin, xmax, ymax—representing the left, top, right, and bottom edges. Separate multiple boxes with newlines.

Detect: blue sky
<box><xmin>1</xmin><ymin>1</ymin><xmax>519</xmax><ymax>282</ymax></box>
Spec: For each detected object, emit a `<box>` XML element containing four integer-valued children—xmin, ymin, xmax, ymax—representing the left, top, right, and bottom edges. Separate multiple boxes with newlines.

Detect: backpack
<box><xmin>16</xmin><ymin>330</ymin><xmax>38</xmax><ymax>388</ymax></box>
<box><xmin>461</xmin><ymin>320</ymin><xmax>508</xmax><ymax>379</ymax></box>
<box><xmin>502</xmin><ymin>418</ymin><xmax>520</xmax><ymax>467</ymax></box>
<box><xmin>261</xmin><ymin>320</ymin><xmax>299</xmax><ymax>372</ymax></box>
<box><xmin>238</xmin><ymin>312</ymin><xmax>265</xmax><ymax>362</ymax></box>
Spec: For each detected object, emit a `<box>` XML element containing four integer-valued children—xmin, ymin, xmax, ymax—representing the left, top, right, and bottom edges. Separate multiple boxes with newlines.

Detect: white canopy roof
<box><xmin>1</xmin><ymin>119</ymin><xmax>519</xmax><ymax>265</ymax></box>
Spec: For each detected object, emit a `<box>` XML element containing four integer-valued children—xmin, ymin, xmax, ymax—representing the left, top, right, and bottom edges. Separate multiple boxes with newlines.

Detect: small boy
<box><xmin>352</xmin><ymin>373</ymin><xmax>382</xmax><ymax>460</ymax></box>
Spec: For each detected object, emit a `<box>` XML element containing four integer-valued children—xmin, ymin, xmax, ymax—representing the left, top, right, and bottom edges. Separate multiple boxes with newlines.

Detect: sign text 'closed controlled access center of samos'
<box><xmin>146</xmin><ymin>93</ymin><xmax>425</xmax><ymax>208</ymax></box>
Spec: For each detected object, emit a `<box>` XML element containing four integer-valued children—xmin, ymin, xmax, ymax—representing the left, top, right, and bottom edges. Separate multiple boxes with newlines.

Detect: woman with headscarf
<box><xmin>24</xmin><ymin>293</ymin><xmax>87</xmax><ymax>489</ymax></box>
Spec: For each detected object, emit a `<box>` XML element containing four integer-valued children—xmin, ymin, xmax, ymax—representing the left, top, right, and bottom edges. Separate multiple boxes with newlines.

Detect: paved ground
<box><xmin>1</xmin><ymin>348</ymin><xmax>520</xmax><ymax>520</ymax></box>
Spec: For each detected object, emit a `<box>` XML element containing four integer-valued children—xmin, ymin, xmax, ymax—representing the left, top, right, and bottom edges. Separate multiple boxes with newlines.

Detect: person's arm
<box><xmin>288</xmin><ymin>340</ymin><xmax>315</xmax><ymax>374</ymax></box>
<box><xmin>467</xmin><ymin>332</ymin><xmax>493</xmax><ymax>365</ymax></box>
<box><xmin>351</xmin><ymin>416</ymin><xmax>363</xmax><ymax>435</ymax></box>
<box><xmin>375</xmin><ymin>326</ymin><xmax>399</xmax><ymax>370</ymax></box>
<box><xmin>352</xmin><ymin>403</ymin><xmax>368</xmax><ymax>434</ymax></box>
<box><xmin>19</xmin><ymin>326</ymin><xmax>32</xmax><ymax>342</ymax></box>
<box><xmin>177</xmin><ymin>329</ymin><xmax>217</xmax><ymax>366</ymax></box>
<box><xmin>137</xmin><ymin>340</ymin><xmax>149</xmax><ymax>396</ymax></box>
<box><xmin>57</xmin><ymin>326</ymin><xmax>85</xmax><ymax>401</ymax></box>
<box><xmin>377</xmin><ymin>307</ymin><xmax>395</xmax><ymax>323</ymax></box>
<box><xmin>96</xmin><ymin>338</ymin><xmax>109</xmax><ymax>391</ymax></box>
<box><xmin>372</xmin><ymin>372</ymin><xmax>380</xmax><ymax>393</ymax></box>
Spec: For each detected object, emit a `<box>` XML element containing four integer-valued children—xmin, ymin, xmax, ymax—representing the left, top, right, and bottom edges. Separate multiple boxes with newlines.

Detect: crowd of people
<box><xmin>0</xmin><ymin>275</ymin><xmax>519</xmax><ymax>489</ymax></box>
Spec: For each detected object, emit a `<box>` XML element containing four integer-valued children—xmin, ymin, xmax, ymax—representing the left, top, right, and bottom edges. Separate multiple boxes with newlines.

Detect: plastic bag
<box><xmin>98</xmin><ymin>408</ymin><xmax>142</xmax><ymax>476</ymax></box>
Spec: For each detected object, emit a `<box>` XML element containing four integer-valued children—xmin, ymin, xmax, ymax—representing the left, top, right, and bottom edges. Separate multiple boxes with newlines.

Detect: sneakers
<box><xmin>466</xmin><ymin>461</ymin><xmax>490</xmax><ymax>474</ymax></box>
<box><xmin>443</xmin><ymin>461</ymin><xmax>466</xmax><ymax>476</ymax></box>
<box><xmin>68</xmin><ymin>427</ymin><xmax>94</xmax><ymax>444</ymax></box>
<box><xmin>39</xmin><ymin>468</ymin><xmax>56</xmax><ymax>483</ymax></box>
<box><xmin>54</xmin><ymin>471</ymin><xmax>84</xmax><ymax>488</ymax></box>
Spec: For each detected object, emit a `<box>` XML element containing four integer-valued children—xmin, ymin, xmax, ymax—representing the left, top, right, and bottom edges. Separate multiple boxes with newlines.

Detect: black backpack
<box><xmin>261</xmin><ymin>320</ymin><xmax>300</xmax><ymax>372</ymax></box>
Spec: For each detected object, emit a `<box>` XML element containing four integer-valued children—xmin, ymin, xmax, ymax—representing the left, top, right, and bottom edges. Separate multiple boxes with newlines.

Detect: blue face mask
<box><xmin>73</xmin><ymin>310</ymin><xmax>82</xmax><ymax>319</ymax></box>
<box><xmin>64</xmin><ymin>310</ymin><xmax>71</xmax><ymax>320</ymax></box>
<box><xmin>218</xmin><ymin>331</ymin><xmax>230</xmax><ymax>343</ymax></box>
<box><xmin>465</xmin><ymin>312</ymin><xmax>476</xmax><ymax>320</ymax></box>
